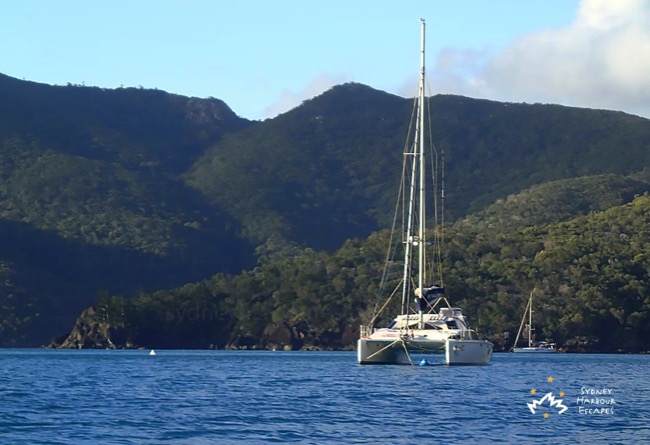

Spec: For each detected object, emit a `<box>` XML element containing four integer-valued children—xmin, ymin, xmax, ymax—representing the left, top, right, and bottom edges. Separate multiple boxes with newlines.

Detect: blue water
<box><xmin>1</xmin><ymin>350</ymin><xmax>648</xmax><ymax>444</ymax></box>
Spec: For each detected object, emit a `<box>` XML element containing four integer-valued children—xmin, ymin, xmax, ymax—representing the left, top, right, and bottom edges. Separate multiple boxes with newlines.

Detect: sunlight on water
<box><xmin>0</xmin><ymin>350</ymin><xmax>648</xmax><ymax>444</ymax></box>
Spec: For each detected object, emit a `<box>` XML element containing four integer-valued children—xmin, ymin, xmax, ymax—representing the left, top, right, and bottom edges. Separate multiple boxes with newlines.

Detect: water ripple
<box><xmin>0</xmin><ymin>350</ymin><xmax>649</xmax><ymax>444</ymax></box>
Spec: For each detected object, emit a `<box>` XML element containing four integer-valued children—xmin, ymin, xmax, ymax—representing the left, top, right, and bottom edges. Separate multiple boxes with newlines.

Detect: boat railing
<box><xmin>360</xmin><ymin>325</ymin><xmax>372</xmax><ymax>339</ymax></box>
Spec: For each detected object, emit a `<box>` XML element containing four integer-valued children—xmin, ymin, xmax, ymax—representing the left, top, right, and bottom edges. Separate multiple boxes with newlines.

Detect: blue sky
<box><xmin>2</xmin><ymin>0</ymin><xmax>649</xmax><ymax>120</ymax></box>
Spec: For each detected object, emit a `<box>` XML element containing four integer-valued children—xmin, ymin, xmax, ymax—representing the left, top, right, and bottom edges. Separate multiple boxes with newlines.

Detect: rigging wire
<box><xmin>368</xmin><ymin>74</ymin><xmax>448</xmax><ymax>323</ymax></box>
<box><xmin>425</xmin><ymin>78</ymin><xmax>445</xmax><ymax>288</ymax></box>
<box><xmin>369</xmin><ymin>97</ymin><xmax>419</xmax><ymax>325</ymax></box>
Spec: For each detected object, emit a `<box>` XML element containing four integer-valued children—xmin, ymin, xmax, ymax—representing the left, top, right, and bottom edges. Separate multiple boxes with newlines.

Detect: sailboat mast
<box><xmin>513</xmin><ymin>295</ymin><xmax>530</xmax><ymax>349</ymax></box>
<box><xmin>400</xmin><ymin>20</ymin><xmax>426</xmax><ymax>319</ymax></box>
<box><xmin>528</xmin><ymin>292</ymin><xmax>534</xmax><ymax>347</ymax></box>
<box><xmin>417</xmin><ymin>18</ymin><xmax>426</xmax><ymax>329</ymax></box>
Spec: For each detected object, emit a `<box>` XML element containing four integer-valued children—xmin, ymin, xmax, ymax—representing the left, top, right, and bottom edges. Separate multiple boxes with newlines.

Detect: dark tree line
<box><xmin>88</xmin><ymin>192</ymin><xmax>650</xmax><ymax>353</ymax></box>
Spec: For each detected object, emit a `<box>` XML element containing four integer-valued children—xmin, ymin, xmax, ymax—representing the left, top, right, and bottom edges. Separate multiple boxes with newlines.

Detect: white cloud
<box><xmin>262</xmin><ymin>73</ymin><xmax>348</xmax><ymax>119</ymax></box>
<box><xmin>432</xmin><ymin>0</ymin><xmax>650</xmax><ymax>118</ymax></box>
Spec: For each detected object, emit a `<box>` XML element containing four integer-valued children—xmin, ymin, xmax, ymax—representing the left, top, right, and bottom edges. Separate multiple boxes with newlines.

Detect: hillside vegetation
<box><xmin>187</xmin><ymin>84</ymin><xmax>650</xmax><ymax>251</ymax></box>
<box><xmin>0</xmin><ymin>73</ymin><xmax>649</xmax><ymax>349</ymax></box>
<box><xmin>85</xmin><ymin>185</ymin><xmax>650</xmax><ymax>353</ymax></box>
<box><xmin>0</xmin><ymin>74</ymin><xmax>256</xmax><ymax>344</ymax></box>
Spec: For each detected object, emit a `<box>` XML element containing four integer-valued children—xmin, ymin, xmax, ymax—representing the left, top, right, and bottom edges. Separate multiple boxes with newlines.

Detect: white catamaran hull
<box><xmin>357</xmin><ymin>338</ymin><xmax>412</xmax><ymax>365</ymax></box>
<box><xmin>445</xmin><ymin>338</ymin><xmax>493</xmax><ymax>365</ymax></box>
<box><xmin>358</xmin><ymin>336</ymin><xmax>493</xmax><ymax>366</ymax></box>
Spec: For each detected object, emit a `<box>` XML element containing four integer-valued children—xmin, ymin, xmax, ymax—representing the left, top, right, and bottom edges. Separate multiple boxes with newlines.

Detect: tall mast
<box><xmin>417</xmin><ymin>18</ymin><xmax>426</xmax><ymax>328</ymax></box>
<box><xmin>400</xmin><ymin>19</ymin><xmax>428</xmax><ymax>327</ymax></box>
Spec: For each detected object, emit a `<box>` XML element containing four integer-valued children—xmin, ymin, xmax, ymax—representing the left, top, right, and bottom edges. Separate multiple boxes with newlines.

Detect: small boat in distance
<box><xmin>512</xmin><ymin>292</ymin><xmax>557</xmax><ymax>353</ymax></box>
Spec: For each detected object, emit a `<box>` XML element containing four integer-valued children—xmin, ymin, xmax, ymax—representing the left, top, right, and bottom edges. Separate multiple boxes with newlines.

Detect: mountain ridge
<box><xmin>0</xmin><ymin>72</ymin><xmax>649</xmax><ymax>346</ymax></box>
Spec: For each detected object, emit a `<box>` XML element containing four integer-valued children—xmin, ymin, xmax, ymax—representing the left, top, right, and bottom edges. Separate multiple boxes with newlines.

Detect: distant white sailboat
<box><xmin>356</xmin><ymin>19</ymin><xmax>492</xmax><ymax>366</ymax></box>
<box><xmin>512</xmin><ymin>292</ymin><xmax>557</xmax><ymax>353</ymax></box>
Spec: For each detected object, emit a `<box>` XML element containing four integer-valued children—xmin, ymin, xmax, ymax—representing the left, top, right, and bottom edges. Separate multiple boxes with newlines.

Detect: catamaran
<box><xmin>356</xmin><ymin>19</ymin><xmax>492</xmax><ymax>366</ymax></box>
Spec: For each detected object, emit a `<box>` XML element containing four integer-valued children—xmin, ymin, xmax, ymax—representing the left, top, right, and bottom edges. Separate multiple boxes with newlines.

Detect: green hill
<box><xmin>1</xmin><ymin>73</ymin><xmax>650</xmax><ymax>347</ymax></box>
<box><xmin>0</xmin><ymin>74</ymin><xmax>256</xmax><ymax>344</ymax></box>
<box><xmin>186</xmin><ymin>83</ymin><xmax>650</xmax><ymax>250</ymax></box>
<box><xmin>79</xmin><ymin>190</ymin><xmax>650</xmax><ymax>353</ymax></box>
<box><xmin>458</xmin><ymin>173</ymin><xmax>650</xmax><ymax>233</ymax></box>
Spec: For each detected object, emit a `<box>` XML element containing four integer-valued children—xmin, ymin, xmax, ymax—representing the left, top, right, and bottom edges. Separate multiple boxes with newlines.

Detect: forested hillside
<box><xmin>77</xmin><ymin>183</ymin><xmax>650</xmax><ymax>353</ymax></box>
<box><xmin>186</xmin><ymin>83</ymin><xmax>650</xmax><ymax>250</ymax></box>
<box><xmin>0</xmin><ymin>73</ymin><xmax>649</xmax><ymax>347</ymax></box>
<box><xmin>0</xmin><ymin>74</ymin><xmax>256</xmax><ymax>344</ymax></box>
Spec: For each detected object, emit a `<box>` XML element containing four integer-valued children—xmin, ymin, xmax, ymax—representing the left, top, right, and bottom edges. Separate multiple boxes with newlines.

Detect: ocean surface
<box><xmin>1</xmin><ymin>349</ymin><xmax>648</xmax><ymax>444</ymax></box>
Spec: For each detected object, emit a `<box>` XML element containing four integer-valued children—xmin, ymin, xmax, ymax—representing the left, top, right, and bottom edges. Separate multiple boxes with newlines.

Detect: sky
<box><xmin>2</xmin><ymin>0</ymin><xmax>650</xmax><ymax>120</ymax></box>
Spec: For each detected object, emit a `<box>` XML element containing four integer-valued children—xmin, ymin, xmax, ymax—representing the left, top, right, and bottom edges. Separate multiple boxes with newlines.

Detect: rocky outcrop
<box><xmin>49</xmin><ymin>307</ymin><xmax>130</xmax><ymax>349</ymax></box>
<box><xmin>263</xmin><ymin>323</ymin><xmax>306</xmax><ymax>351</ymax></box>
<box><xmin>562</xmin><ymin>336</ymin><xmax>602</xmax><ymax>353</ymax></box>
<box><xmin>51</xmin><ymin>307</ymin><xmax>352</xmax><ymax>351</ymax></box>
